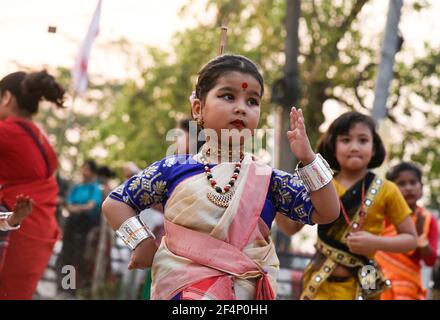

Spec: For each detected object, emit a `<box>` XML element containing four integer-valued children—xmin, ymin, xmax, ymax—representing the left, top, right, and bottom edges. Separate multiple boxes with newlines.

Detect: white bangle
<box><xmin>295</xmin><ymin>153</ymin><xmax>334</xmax><ymax>192</ymax></box>
<box><xmin>0</xmin><ymin>212</ymin><xmax>21</xmax><ymax>231</ymax></box>
<box><xmin>116</xmin><ymin>215</ymin><xmax>155</xmax><ymax>250</ymax></box>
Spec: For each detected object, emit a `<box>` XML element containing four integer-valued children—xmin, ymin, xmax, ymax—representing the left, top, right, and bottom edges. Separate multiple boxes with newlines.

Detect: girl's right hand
<box><xmin>346</xmin><ymin>231</ymin><xmax>378</xmax><ymax>256</ymax></box>
<box><xmin>127</xmin><ymin>238</ymin><xmax>158</xmax><ymax>270</ymax></box>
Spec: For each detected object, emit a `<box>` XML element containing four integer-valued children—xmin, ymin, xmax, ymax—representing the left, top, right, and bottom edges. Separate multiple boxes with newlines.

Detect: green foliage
<box><xmin>388</xmin><ymin>44</ymin><xmax>440</xmax><ymax>209</ymax></box>
<box><xmin>33</xmin><ymin>0</ymin><xmax>439</xmax><ymax>209</ymax></box>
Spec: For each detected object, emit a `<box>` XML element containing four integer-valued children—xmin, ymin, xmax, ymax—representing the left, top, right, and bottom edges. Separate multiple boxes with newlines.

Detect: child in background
<box><xmin>376</xmin><ymin>162</ymin><xmax>438</xmax><ymax>300</ymax></box>
<box><xmin>288</xmin><ymin>112</ymin><xmax>417</xmax><ymax>300</ymax></box>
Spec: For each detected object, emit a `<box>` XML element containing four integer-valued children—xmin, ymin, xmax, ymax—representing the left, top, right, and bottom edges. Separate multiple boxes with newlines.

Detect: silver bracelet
<box><xmin>295</xmin><ymin>153</ymin><xmax>334</xmax><ymax>192</ymax></box>
<box><xmin>116</xmin><ymin>215</ymin><xmax>156</xmax><ymax>250</ymax></box>
<box><xmin>0</xmin><ymin>212</ymin><xmax>21</xmax><ymax>231</ymax></box>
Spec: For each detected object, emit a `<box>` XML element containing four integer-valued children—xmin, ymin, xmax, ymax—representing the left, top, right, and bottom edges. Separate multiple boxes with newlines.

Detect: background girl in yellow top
<box><xmin>376</xmin><ymin>162</ymin><xmax>438</xmax><ymax>300</ymax></box>
<box><xmin>278</xmin><ymin>111</ymin><xmax>417</xmax><ymax>300</ymax></box>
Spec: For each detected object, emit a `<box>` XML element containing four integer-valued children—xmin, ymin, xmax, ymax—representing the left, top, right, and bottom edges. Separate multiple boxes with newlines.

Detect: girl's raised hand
<box><xmin>286</xmin><ymin>107</ymin><xmax>315</xmax><ymax>165</ymax></box>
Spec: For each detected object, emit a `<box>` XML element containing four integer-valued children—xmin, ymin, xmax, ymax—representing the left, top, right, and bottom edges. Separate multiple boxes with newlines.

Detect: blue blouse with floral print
<box><xmin>109</xmin><ymin>155</ymin><xmax>315</xmax><ymax>227</ymax></box>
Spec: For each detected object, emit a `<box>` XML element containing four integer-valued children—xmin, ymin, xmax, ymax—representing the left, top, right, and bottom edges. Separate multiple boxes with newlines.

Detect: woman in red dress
<box><xmin>0</xmin><ymin>70</ymin><xmax>65</xmax><ymax>299</ymax></box>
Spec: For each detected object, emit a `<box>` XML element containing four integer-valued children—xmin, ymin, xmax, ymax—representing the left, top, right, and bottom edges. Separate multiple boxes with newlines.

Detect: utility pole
<box><xmin>271</xmin><ymin>0</ymin><xmax>302</xmax><ymax>256</ymax></box>
<box><xmin>272</xmin><ymin>0</ymin><xmax>301</xmax><ymax>173</ymax></box>
<box><xmin>372</xmin><ymin>0</ymin><xmax>403</xmax><ymax>121</ymax></box>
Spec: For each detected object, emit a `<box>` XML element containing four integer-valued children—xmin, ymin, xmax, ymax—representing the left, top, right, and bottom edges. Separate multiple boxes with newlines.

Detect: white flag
<box><xmin>71</xmin><ymin>0</ymin><xmax>102</xmax><ymax>96</ymax></box>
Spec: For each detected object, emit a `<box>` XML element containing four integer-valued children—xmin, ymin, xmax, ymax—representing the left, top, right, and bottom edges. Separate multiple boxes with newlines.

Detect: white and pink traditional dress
<box><xmin>108</xmin><ymin>153</ymin><xmax>315</xmax><ymax>300</ymax></box>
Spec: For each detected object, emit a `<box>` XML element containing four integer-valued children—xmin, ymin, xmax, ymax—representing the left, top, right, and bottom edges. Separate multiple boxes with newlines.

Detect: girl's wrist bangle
<box><xmin>295</xmin><ymin>153</ymin><xmax>334</xmax><ymax>192</ymax></box>
<box><xmin>116</xmin><ymin>215</ymin><xmax>156</xmax><ymax>250</ymax></box>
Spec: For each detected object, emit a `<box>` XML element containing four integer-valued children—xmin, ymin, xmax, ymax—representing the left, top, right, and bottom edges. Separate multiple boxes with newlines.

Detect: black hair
<box><xmin>83</xmin><ymin>159</ymin><xmax>98</xmax><ymax>174</ymax></box>
<box><xmin>386</xmin><ymin>162</ymin><xmax>422</xmax><ymax>183</ymax></box>
<box><xmin>178</xmin><ymin>117</ymin><xmax>205</xmax><ymax>152</ymax></box>
<box><xmin>0</xmin><ymin>70</ymin><xmax>65</xmax><ymax>115</ymax></box>
<box><xmin>317</xmin><ymin>111</ymin><xmax>386</xmax><ymax>171</ymax></box>
<box><xmin>97</xmin><ymin>165</ymin><xmax>116</xmax><ymax>179</ymax></box>
<box><xmin>178</xmin><ymin>117</ymin><xmax>192</xmax><ymax>133</ymax></box>
<box><xmin>195</xmin><ymin>54</ymin><xmax>264</xmax><ymax>103</ymax></box>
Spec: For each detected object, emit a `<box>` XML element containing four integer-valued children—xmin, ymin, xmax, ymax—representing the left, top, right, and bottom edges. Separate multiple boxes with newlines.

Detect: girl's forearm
<box><xmin>102</xmin><ymin>198</ymin><xmax>157</xmax><ymax>268</ymax></box>
<box><xmin>373</xmin><ymin>233</ymin><xmax>417</xmax><ymax>253</ymax></box>
<box><xmin>102</xmin><ymin>197</ymin><xmax>138</xmax><ymax>230</ymax></box>
<box><xmin>310</xmin><ymin>183</ymin><xmax>340</xmax><ymax>224</ymax></box>
<box><xmin>275</xmin><ymin>213</ymin><xmax>304</xmax><ymax>236</ymax></box>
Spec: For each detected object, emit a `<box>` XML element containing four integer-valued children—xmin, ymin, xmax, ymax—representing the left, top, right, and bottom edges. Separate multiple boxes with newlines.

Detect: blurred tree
<box><xmin>83</xmin><ymin>0</ymin><xmax>373</xmax><ymax>168</ymax></box>
<box><xmin>388</xmin><ymin>45</ymin><xmax>440</xmax><ymax>209</ymax></box>
<box><xmin>32</xmin><ymin>0</ymin><xmax>439</xmax><ymax>209</ymax></box>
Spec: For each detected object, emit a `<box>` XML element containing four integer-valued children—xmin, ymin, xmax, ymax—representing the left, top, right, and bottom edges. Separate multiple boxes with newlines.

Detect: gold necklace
<box><xmin>200</xmin><ymin>153</ymin><xmax>243</xmax><ymax>208</ymax></box>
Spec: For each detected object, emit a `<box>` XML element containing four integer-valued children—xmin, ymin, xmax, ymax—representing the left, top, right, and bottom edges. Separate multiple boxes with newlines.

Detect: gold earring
<box><xmin>196</xmin><ymin>118</ymin><xmax>204</xmax><ymax>128</ymax></box>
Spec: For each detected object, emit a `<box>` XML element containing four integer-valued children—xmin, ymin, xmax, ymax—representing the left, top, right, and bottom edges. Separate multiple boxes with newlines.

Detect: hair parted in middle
<box><xmin>316</xmin><ymin>111</ymin><xmax>386</xmax><ymax>171</ymax></box>
<box><xmin>194</xmin><ymin>54</ymin><xmax>264</xmax><ymax>103</ymax></box>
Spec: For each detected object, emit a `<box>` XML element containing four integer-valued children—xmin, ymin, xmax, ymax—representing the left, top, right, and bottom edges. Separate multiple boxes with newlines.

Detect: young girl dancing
<box><xmin>294</xmin><ymin>112</ymin><xmax>417</xmax><ymax>300</ymax></box>
<box><xmin>102</xmin><ymin>54</ymin><xmax>340</xmax><ymax>300</ymax></box>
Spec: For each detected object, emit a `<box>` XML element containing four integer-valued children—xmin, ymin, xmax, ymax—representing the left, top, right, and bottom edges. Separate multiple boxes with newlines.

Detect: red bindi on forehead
<box><xmin>241</xmin><ymin>82</ymin><xmax>248</xmax><ymax>90</ymax></box>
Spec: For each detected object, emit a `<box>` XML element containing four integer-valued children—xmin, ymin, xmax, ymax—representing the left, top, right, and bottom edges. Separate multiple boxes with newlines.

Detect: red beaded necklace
<box><xmin>340</xmin><ymin>180</ymin><xmax>366</xmax><ymax>232</ymax></box>
<box><xmin>199</xmin><ymin>147</ymin><xmax>244</xmax><ymax>208</ymax></box>
<box><xmin>201</xmin><ymin>156</ymin><xmax>242</xmax><ymax>194</ymax></box>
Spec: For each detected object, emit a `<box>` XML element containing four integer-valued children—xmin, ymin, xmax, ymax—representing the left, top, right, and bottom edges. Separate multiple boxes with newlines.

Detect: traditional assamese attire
<box><xmin>301</xmin><ymin>172</ymin><xmax>411</xmax><ymax>300</ymax></box>
<box><xmin>0</xmin><ymin>116</ymin><xmax>60</xmax><ymax>299</ymax></box>
<box><xmin>376</xmin><ymin>206</ymin><xmax>438</xmax><ymax>300</ymax></box>
<box><xmin>109</xmin><ymin>153</ymin><xmax>315</xmax><ymax>300</ymax></box>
